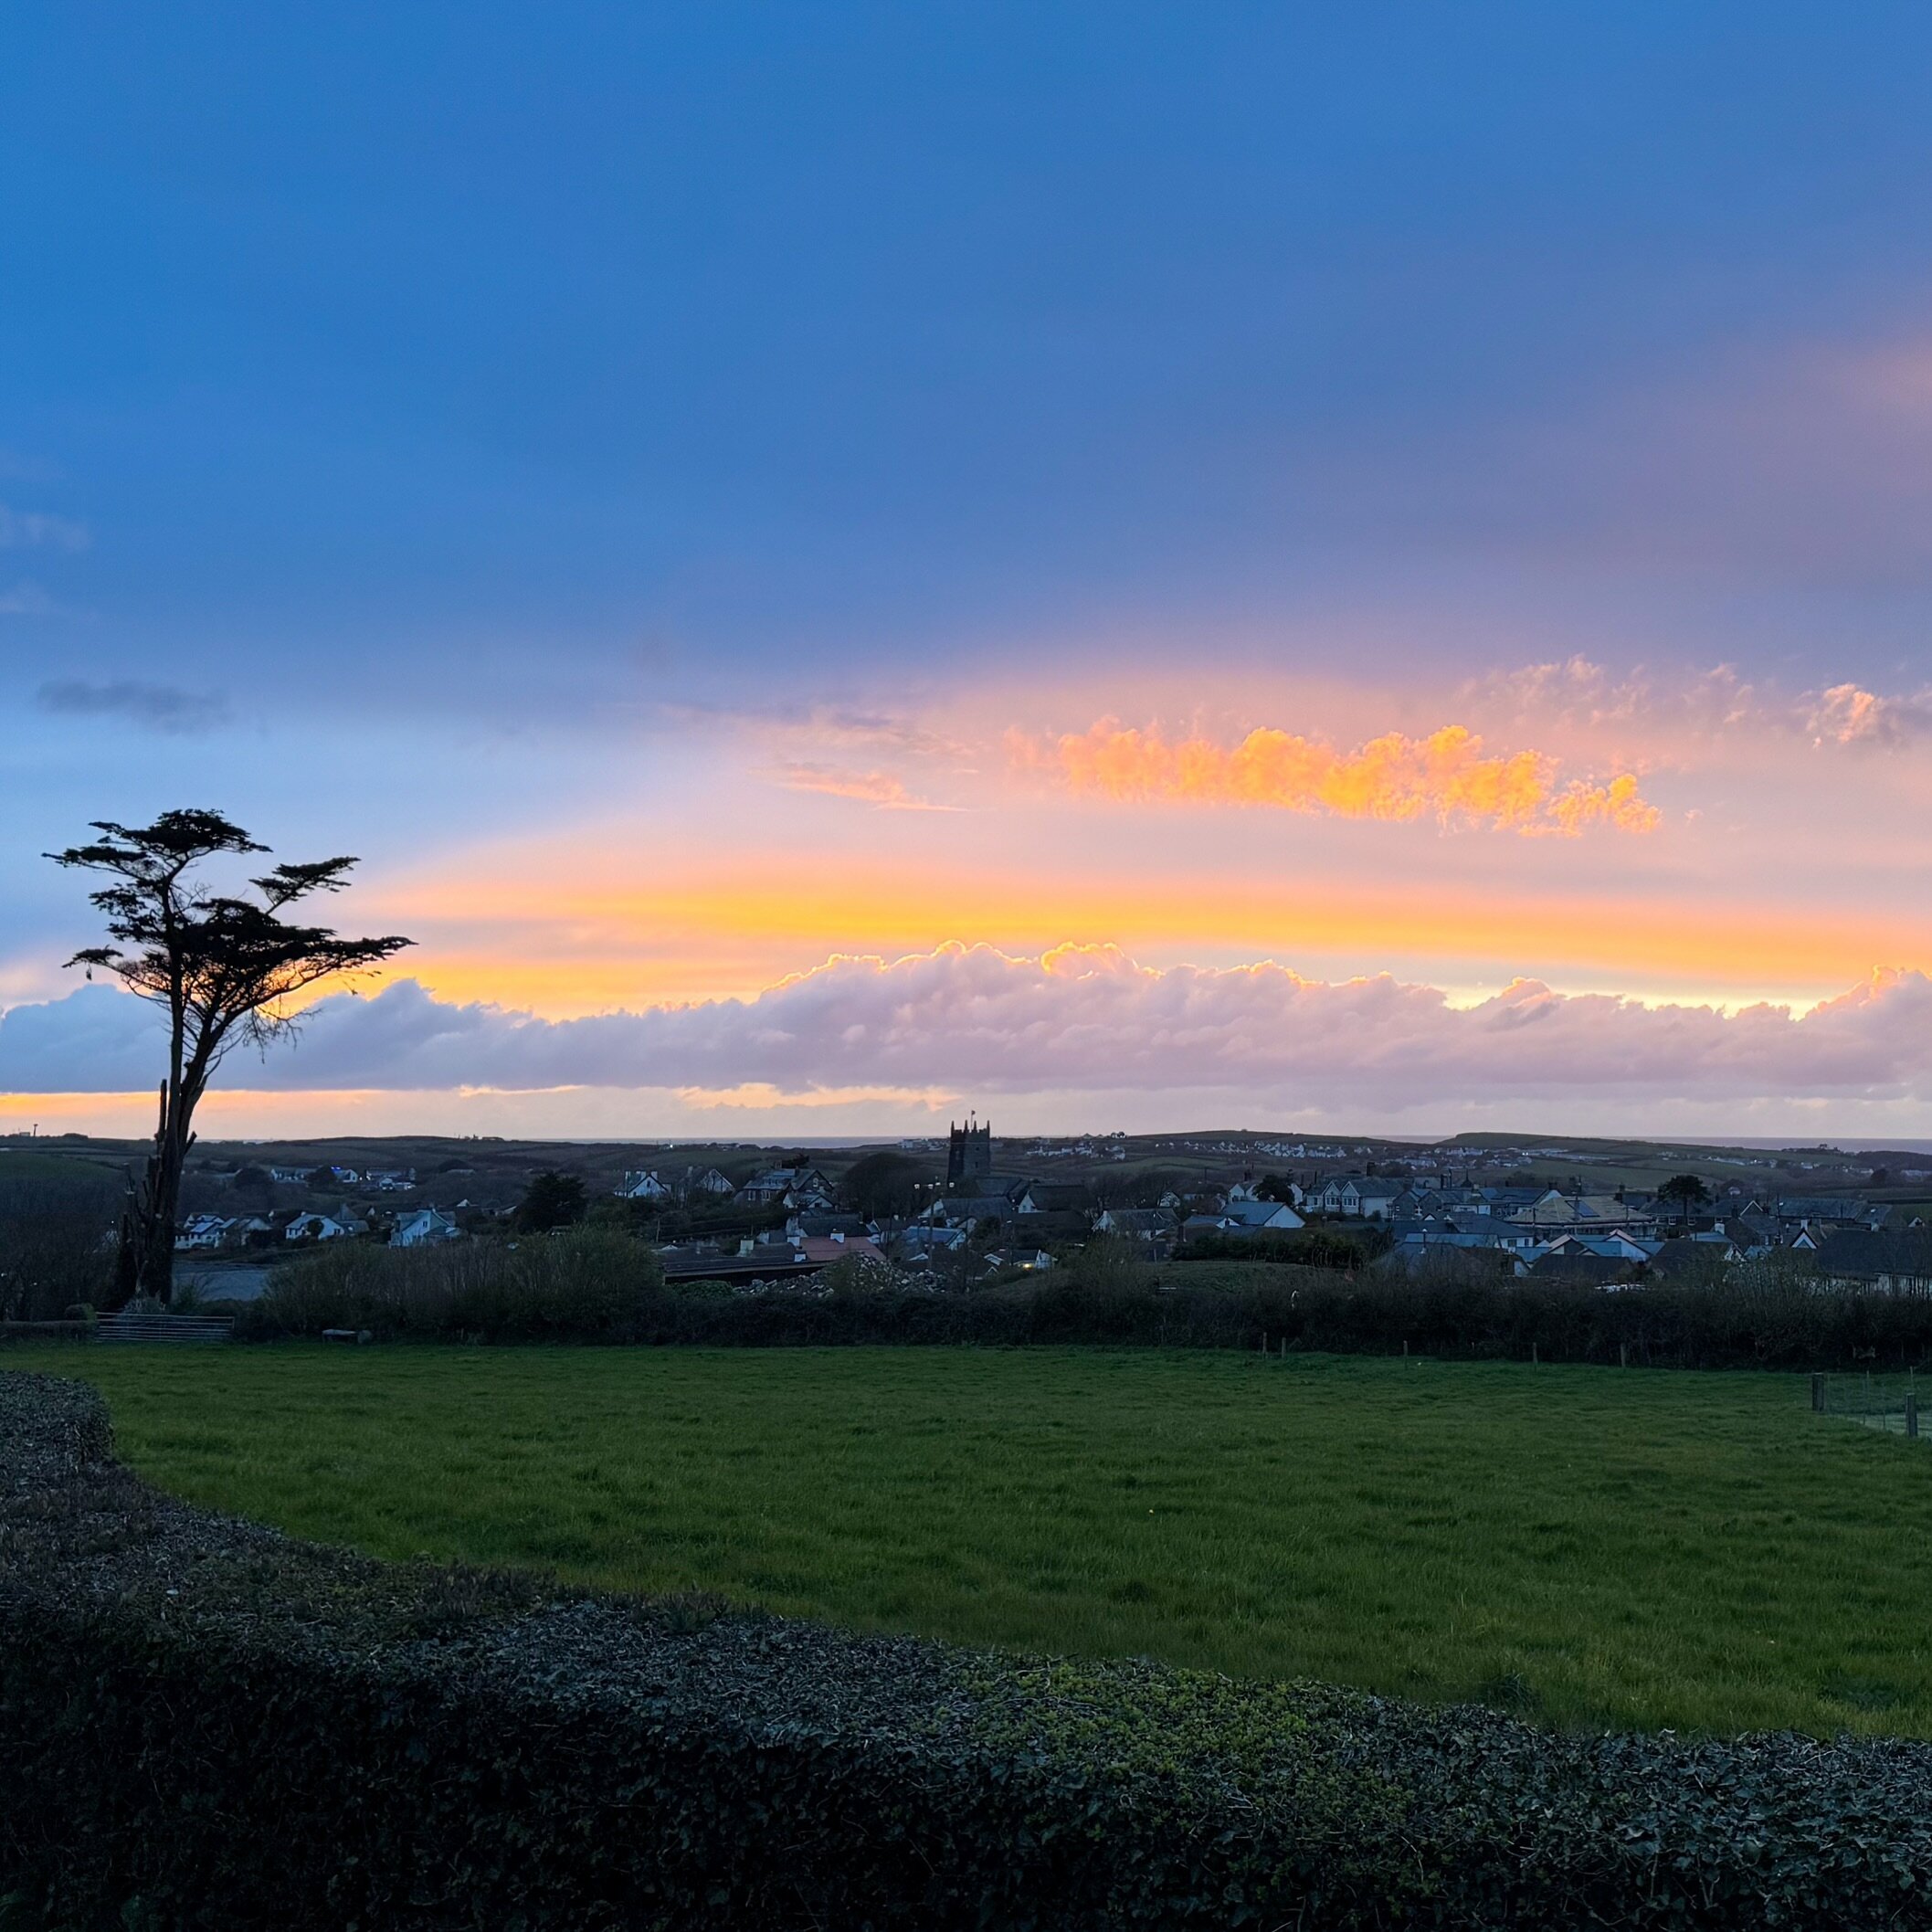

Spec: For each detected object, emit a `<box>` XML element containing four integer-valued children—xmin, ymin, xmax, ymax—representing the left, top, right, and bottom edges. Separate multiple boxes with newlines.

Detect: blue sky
<box><xmin>10</xmin><ymin>5</ymin><xmax>1932</xmax><ymax>692</ymax></box>
<box><xmin>6</xmin><ymin>6</ymin><xmax>1932</xmax><ymax>1133</ymax></box>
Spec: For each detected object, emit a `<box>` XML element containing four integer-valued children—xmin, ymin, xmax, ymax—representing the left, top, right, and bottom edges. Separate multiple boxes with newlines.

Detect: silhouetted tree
<box><xmin>50</xmin><ymin>809</ymin><xmax>410</xmax><ymax>1305</ymax></box>
<box><xmin>839</xmin><ymin>1151</ymin><xmax>928</xmax><ymax>1219</ymax></box>
<box><xmin>1658</xmin><ymin>1173</ymin><xmax>1713</xmax><ymax>1229</ymax></box>
<box><xmin>517</xmin><ymin>1170</ymin><xmax>587</xmax><ymax>1233</ymax></box>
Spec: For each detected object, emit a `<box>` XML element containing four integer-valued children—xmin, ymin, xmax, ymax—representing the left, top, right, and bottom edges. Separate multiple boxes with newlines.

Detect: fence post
<box><xmin>1909</xmin><ymin>1394</ymin><xmax>1919</xmax><ymax>1441</ymax></box>
<box><xmin>1532</xmin><ymin>1342</ymin><xmax>1539</xmax><ymax>1366</ymax></box>
<box><xmin>1620</xmin><ymin>1342</ymin><xmax>1628</xmax><ymax>1369</ymax></box>
<box><xmin>1811</xmin><ymin>1372</ymin><xmax>1824</xmax><ymax>1413</ymax></box>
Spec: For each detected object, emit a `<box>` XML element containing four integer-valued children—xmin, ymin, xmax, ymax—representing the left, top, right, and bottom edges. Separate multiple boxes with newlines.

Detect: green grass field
<box><xmin>11</xmin><ymin>1344</ymin><xmax>1932</xmax><ymax>1737</ymax></box>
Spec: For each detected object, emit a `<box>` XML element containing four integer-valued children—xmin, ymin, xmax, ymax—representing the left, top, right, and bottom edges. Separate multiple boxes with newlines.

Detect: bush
<box><xmin>6</xmin><ymin>1370</ymin><xmax>1932</xmax><ymax>1928</ymax></box>
<box><xmin>237</xmin><ymin>1233</ymin><xmax>1932</xmax><ymax>1372</ymax></box>
<box><xmin>247</xmin><ymin>1230</ymin><xmax>662</xmax><ymax>1342</ymax></box>
<box><xmin>1177</xmin><ymin>1228</ymin><xmax>1388</xmax><ymax>1269</ymax></box>
<box><xmin>0</xmin><ymin>1169</ymin><xmax>116</xmax><ymax>1321</ymax></box>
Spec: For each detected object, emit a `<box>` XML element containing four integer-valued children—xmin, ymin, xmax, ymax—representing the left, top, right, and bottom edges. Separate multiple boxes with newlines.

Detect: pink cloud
<box><xmin>10</xmin><ymin>946</ymin><xmax>1932</xmax><ymax>1110</ymax></box>
<box><xmin>771</xmin><ymin>762</ymin><xmax>959</xmax><ymax>810</ymax></box>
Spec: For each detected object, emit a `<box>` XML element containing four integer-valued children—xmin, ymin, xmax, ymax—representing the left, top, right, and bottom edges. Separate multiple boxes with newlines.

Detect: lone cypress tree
<box><xmin>49</xmin><ymin>809</ymin><xmax>411</xmax><ymax>1306</ymax></box>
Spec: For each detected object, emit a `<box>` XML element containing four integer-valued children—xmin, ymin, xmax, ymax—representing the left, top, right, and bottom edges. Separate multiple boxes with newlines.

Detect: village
<box><xmin>149</xmin><ymin>1118</ymin><xmax>1932</xmax><ymax>1298</ymax></box>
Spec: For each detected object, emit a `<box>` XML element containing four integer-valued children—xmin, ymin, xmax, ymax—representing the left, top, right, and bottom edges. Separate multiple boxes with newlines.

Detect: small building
<box><xmin>1218</xmin><ymin>1198</ymin><xmax>1305</xmax><ymax>1233</ymax></box>
<box><xmin>1811</xmin><ymin>1230</ymin><xmax>1932</xmax><ymax>1294</ymax></box>
<box><xmin>1093</xmin><ymin>1206</ymin><xmax>1179</xmax><ymax>1241</ymax></box>
<box><xmin>1016</xmin><ymin>1180</ymin><xmax>1089</xmax><ymax>1215</ymax></box>
<box><xmin>800</xmin><ymin>1231</ymin><xmax>885</xmax><ymax>1267</ymax></box>
<box><xmin>391</xmin><ymin>1208</ymin><xmax>462</xmax><ymax>1249</ymax></box>
<box><xmin>741</xmin><ymin>1166</ymin><xmax>832</xmax><ymax>1206</ymax></box>
<box><xmin>285</xmin><ymin>1213</ymin><xmax>352</xmax><ymax>1243</ymax></box>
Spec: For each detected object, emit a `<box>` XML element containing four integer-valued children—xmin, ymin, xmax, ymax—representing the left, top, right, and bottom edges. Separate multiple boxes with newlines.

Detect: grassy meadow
<box><xmin>11</xmin><ymin>1343</ymin><xmax>1932</xmax><ymax>1737</ymax></box>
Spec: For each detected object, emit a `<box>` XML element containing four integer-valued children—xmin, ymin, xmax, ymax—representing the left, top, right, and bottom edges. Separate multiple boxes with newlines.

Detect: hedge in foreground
<box><xmin>248</xmin><ymin>1234</ymin><xmax>1932</xmax><ymax>1371</ymax></box>
<box><xmin>5</xmin><ymin>1373</ymin><xmax>1932</xmax><ymax>1930</ymax></box>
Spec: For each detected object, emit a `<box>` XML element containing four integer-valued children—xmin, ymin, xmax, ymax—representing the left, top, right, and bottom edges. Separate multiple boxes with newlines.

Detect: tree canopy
<box><xmin>48</xmin><ymin>808</ymin><xmax>410</xmax><ymax>1304</ymax></box>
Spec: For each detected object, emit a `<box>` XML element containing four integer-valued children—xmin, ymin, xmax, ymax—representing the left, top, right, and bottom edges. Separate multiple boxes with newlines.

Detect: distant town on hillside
<box><xmin>6</xmin><ymin>1120</ymin><xmax>1929</xmax><ymax>1308</ymax></box>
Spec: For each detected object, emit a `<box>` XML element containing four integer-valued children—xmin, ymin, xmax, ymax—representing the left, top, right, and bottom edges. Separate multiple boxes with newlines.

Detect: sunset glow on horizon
<box><xmin>5</xmin><ymin>11</ymin><xmax>1932</xmax><ymax>1135</ymax></box>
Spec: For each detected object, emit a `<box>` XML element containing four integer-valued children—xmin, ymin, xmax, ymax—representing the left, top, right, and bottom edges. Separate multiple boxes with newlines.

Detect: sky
<box><xmin>4</xmin><ymin>4</ymin><xmax>1932</xmax><ymax>1140</ymax></box>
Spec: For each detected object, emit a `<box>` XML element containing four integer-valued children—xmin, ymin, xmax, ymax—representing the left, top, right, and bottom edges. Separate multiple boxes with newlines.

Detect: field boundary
<box><xmin>1813</xmin><ymin>1369</ymin><xmax>1930</xmax><ymax>1438</ymax></box>
<box><xmin>6</xmin><ymin>1368</ymin><xmax>1932</xmax><ymax>1929</ymax></box>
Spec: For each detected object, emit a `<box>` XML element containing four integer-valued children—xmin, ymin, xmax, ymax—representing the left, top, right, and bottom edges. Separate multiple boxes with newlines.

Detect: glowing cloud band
<box><xmin>1032</xmin><ymin>722</ymin><xmax>1659</xmax><ymax>835</ymax></box>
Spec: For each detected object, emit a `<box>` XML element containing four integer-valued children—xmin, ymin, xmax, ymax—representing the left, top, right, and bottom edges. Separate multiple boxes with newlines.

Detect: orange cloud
<box><xmin>1032</xmin><ymin>721</ymin><xmax>1660</xmax><ymax>835</ymax></box>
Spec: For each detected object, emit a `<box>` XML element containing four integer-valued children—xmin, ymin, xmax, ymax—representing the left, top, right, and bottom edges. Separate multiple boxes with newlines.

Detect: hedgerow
<box><xmin>239</xmin><ymin>1240</ymin><xmax>1932</xmax><ymax>1370</ymax></box>
<box><xmin>5</xmin><ymin>1371</ymin><xmax>1932</xmax><ymax>1927</ymax></box>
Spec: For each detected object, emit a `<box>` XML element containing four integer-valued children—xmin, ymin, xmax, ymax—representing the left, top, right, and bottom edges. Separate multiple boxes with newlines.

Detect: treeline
<box><xmin>242</xmin><ymin>1236</ymin><xmax>1932</xmax><ymax>1370</ymax></box>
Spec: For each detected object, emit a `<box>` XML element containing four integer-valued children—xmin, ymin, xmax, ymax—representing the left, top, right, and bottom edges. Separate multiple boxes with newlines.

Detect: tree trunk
<box><xmin>117</xmin><ymin>1077</ymin><xmax>195</xmax><ymax>1306</ymax></box>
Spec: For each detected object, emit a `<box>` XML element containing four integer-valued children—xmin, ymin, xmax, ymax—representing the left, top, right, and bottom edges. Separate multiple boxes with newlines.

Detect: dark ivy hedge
<box><xmin>6</xmin><ymin>1369</ymin><xmax>1932</xmax><ymax>1930</ymax></box>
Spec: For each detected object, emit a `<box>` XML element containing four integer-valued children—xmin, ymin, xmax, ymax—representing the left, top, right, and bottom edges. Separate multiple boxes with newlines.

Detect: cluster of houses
<box><xmin>653</xmin><ymin>1156</ymin><xmax>1932</xmax><ymax>1293</ymax></box>
<box><xmin>1365</xmin><ymin>1183</ymin><xmax>1931</xmax><ymax>1287</ymax></box>
<box><xmin>265</xmin><ymin>1165</ymin><xmax>418</xmax><ymax>1192</ymax></box>
<box><xmin>170</xmin><ymin>1120</ymin><xmax>1932</xmax><ymax>1296</ymax></box>
<box><xmin>615</xmin><ymin>1165</ymin><xmax>741</xmax><ymax>1202</ymax></box>
<box><xmin>176</xmin><ymin>1205</ymin><xmax>462</xmax><ymax>1251</ymax></box>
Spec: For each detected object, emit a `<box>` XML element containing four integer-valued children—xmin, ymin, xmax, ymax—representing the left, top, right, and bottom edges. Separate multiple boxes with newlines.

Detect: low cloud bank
<box><xmin>5</xmin><ymin>945</ymin><xmax>1931</xmax><ymax>1108</ymax></box>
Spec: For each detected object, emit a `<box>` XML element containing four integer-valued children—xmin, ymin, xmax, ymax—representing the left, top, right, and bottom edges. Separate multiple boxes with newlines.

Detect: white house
<box><xmin>1221</xmin><ymin>1198</ymin><xmax>1305</xmax><ymax>1232</ymax></box>
<box><xmin>1311</xmin><ymin>1176</ymin><xmax>1404</xmax><ymax>1218</ymax></box>
<box><xmin>617</xmin><ymin>1169</ymin><xmax>672</xmax><ymax>1200</ymax></box>
<box><xmin>984</xmin><ymin>1247</ymin><xmax>1054</xmax><ymax>1273</ymax></box>
<box><xmin>175</xmin><ymin>1214</ymin><xmax>234</xmax><ymax>1251</ymax></box>
<box><xmin>391</xmin><ymin>1207</ymin><xmax>462</xmax><ymax>1248</ymax></box>
<box><xmin>286</xmin><ymin>1213</ymin><xmax>351</xmax><ymax>1242</ymax></box>
<box><xmin>686</xmin><ymin>1166</ymin><xmax>737</xmax><ymax>1198</ymax></box>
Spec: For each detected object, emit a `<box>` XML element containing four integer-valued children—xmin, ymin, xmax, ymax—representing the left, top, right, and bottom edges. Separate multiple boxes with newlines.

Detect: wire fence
<box><xmin>1812</xmin><ymin>1371</ymin><xmax>1926</xmax><ymax>1438</ymax></box>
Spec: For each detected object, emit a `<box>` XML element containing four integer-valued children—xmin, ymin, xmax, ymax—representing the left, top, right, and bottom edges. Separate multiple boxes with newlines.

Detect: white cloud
<box><xmin>1805</xmin><ymin>682</ymin><xmax>1932</xmax><ymax>747</ymax></box>
<box><xmin>0</xmin><ymin>581</ymin><xmax>59</xmax><ymax>618</ymax></box>
<box><xmin>0</xmin><ymin>506</ymin><xmax>89</xmax><ymax>552</ymax></box>
<box><xmin>7</xmin><ymin>946</ymin><xmax>1932</xmax><ymax>1111</ymax></box>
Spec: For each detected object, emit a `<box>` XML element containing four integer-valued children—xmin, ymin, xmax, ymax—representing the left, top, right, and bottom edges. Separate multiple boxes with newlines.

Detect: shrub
<box><xmin>6</xmin><ymin>1370</ymin><xmax>1932</xmax><ymax>1928</ymax></box>
<box><xmin>1177</xmin><ymin>1228</ymin><xmax>1388</xmax><ymax>1269</ymax></box>
<box><xmin>0</xmin><ymin>1169</ymin><xmax>116</xmax><ymax>1321</ymax></box>
<box><xmin>247</xmin><ymin>1230</ymin><xmax>662</xmax><ymax>1342</ymax></box>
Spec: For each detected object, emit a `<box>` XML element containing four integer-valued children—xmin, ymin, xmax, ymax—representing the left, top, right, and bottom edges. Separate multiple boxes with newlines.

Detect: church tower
<box><xmin>946</xmin><ymin>1116</ymin><xmax>991</xmax><ymax>1187</ymax></box>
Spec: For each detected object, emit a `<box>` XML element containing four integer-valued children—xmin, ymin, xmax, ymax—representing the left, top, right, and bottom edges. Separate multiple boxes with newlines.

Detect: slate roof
<box><xmin>1811</xmin><ymin>1230</ymin><xmax>1932</xmax><ymax>1282</ymax></box>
